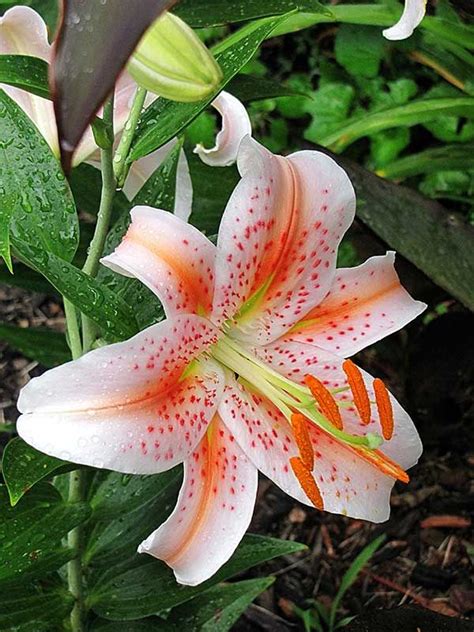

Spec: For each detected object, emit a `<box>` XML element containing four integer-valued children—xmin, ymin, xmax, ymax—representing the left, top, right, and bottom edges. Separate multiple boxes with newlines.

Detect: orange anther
<box><xmin>304</xmin><ymin>374</ymin><xmax>343</xmax><ymax>430</ymax></box>
<box><xmin>352</xmin><ymin>446</ymin><xmax>409</xmax><ymax>483</ymax></box>
<box><xmin>290</xmin><ymin>456</ymin><xmax>324</xmax><ymax>510</ymax></box>
<box><xmin>373</xmin><ymin>378</ymin><xmax>394</xmax><ymax>440</ymax></box>
<box><xmin>343</xmin><ymin>359</ymin><xmax>371</xmax><ymax>425</ymax></box>
<box><xmin>291</xmin><ymin>413</ymin><xmax>314</xmax><ymax>471</ymax></box>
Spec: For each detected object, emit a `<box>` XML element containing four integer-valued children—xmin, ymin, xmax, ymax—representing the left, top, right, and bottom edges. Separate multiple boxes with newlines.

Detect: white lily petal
<box><xmin>383</xmin><ymin>0</ymin><xmax>427</xmax><ymax>41</ymax></box>
<box><xmin>0</xmin><ymin>6</ymin><xmax>58</xmax><ymax>153</ymax></box>
<box><xmin>194</xmin><ymin>91</ymin><xmax>252</xmax><ymax>167</ymax></box>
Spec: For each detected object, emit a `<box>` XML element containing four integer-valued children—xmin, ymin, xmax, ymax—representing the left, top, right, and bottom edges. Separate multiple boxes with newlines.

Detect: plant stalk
<box><xmin>113</xmin><ymin>85</ymin><xmax>147</xmax><ymax>187</ymax></box>
<box><xmin>81</xmin><ymin>95</ymin><xmax>116</xmax><ymax>352</ymax></box>
<box><xmin>64</xmin><ymin>95</ymin><xmax>116</xmax><ymax>631</ymax></box>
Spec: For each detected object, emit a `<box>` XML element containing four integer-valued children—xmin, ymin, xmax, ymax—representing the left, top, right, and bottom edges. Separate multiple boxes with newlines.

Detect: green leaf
<box><xmin>227</xmin><ymin>73</ymin><xmax>308</xmax><ymax>102</ymax></box>
<box><xmin>370</xmin><ymin>127</ymin><xmax>410</xmax><ymax>169</ymax></box>
<box><xmin>335</xmin><ymin>25</ymin><xmax>385</xmax><ymax>78</ymax></box>
<box><xmin>0</xmin><ymin>89</ymin><xmax>79</xmax><ymax>269</ymax></box>
<box><xmin>329</xmin><ymin>535</ymin><xmax>385</xmax><ymax>629</ymax></box>
<box><xmin>0</xmin><ymin>482</ymin><xmax>90</xmax><ymax>585</ymax></box>
<box><xmin>318</xmin><ymin>97</ymin><xmax>474</xmax><ymax>152</ymax></box>
<box><xmin>2</xmin><ymin>438</ymin><xmax>69</xmax><ymax>506</ymax></box>
<box><xmin>69</xmin><ymin>163</ymin><xmax>129</xmax><ymax>219</ymax></box>
<box><xmin>0</xmin><ymin>54</ymin><xmax>49</xmax><ymax>99</ymax></box>
<box><xmin>84</xmin><ymin>469</ymin><xmax>181</xmax><ymax>567</ymax></box>
<box><xmin>89</xmin><ymin>534</ymin><xmax>306</xmax><ymax>620</ymax></box>
<box><xmin>0</xmin><ymin>587</ymin><xmax>73</xmax><ymax>629</ymax></box>
<box><xmin>158</xmin><ymin>577</ymin><xmax>275</xmax><ymax>632</ymax></box>
<box><xmin>0</xmin><ymin>322</ymin><xmax>70</xmax><ymax>367</ymax></box>
<box><xmin>304</xmin><ymin>82</ymin><xmax>355</xmax><ymax>144</ymax></box>
<box><xmin>91</xmin><ymin>621</ymin><xmax>161</xmax><ymax>631</ymax></box>
<box><xmin>176</xmin><ymin>0</ymin><xmax>327</xmax><ymax>27</ymax></box>
<box><xmin>130</xmin><ymin>14</ymin><xmax>291</xmax><ymax>162</ymax></box>
<box><xmin>379</xmin><ymin>143</ymin><xmax>474</xmax><ymax>179</ymax></box>
<box><xmin>13</xmin><ymin>240</ymin><xmax>138</xmax><ymax>341</ymax></box>
<box><xmin>186</xmin><ymin>150</ymin><xmax>240</xmax><ymax>235</ymax></box>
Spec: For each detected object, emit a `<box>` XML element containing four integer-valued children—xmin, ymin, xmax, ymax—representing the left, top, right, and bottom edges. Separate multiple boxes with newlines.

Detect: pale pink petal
<box><xmin>212</xmin><ymin>137</ymin><xmax>355</xmax><ymax>344</ymax></box>
<box><xmin>101</xmin><ymin>206</ymin><xmax>216</xmax><ymax>317</ymax></box>
<box><xmin>194</xmin><ymin>91</ymin><xmax>252</xmax><ymax>167</ymax></box>
<box><xmin>17</xmin><ymin>316</ymin><xmax>223</xmax><ymax>474</ymax></box>
<box><xmin>0</xmin><ymin>6</ymin><xmax>58</xmax><ymax>153</ymax></box>
<box><xmin>122</xmin><ymin>139</ymin><xmax>193</xmax><ymax>221</ymax></box>
<box><xmin>383</xmin><ymin>0</ymin><xmax>427</xmax><ymax>40</ymax></box>
<box><xmin>256</xmin><ymin>340</ymin><xmax>422</xmax><ymax>469</ymax></box>
<box><xmin>219</xmin><ymin>375</ymin><xmax>399</xmax><ymax>522</ymax></box>
<box><xmin>138</xmin><ymin>415</ymin><xmax>258</xmax><ymax>585</ymax></box>
<box><xmin>306</xmin><ymin>422</ymin><xmax>396</xmax><ymax>522</ymax></box>
<box><xmin>284</xmin><ymin>252</ymin><xmax>427</xmax><ymax>356</ymax></box>
<box><xmin>219</xmin><ymin>376</ymin><xmax>309</xmax><ymax>505</ymax></box>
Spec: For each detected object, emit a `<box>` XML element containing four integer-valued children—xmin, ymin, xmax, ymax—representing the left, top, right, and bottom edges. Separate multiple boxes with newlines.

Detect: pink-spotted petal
<box><xmin>218</xmin><ymin>376</ymin><xmax>310</xmax><ymax>506</ymax></box>
<box><xmin>17</xmin><ymin>316</ymin><xmax>223</xmax><ymax>473</ymax></box>
<box><xmin>0</xmin><ymin>7</ymin><xmax>58</xmax><ymax>153</ymax></box>
<box><xmin>306</xmin><ymin>422</ymin><xmax>397</xmax><ymax>522</ymax></box>
<box><xmin>138</xmin><ymin>415</ymin><xmax>258</xmax><ymax>585</ymax></box>
<box><xmin>285</xmin><ymin>252</ymin><xmax>427</xmax><ymax>356</ymax></box>
<box><xmin>255</xmin><ymin>340</ymin><xmax>422</xmax><ymax>470</ymax></box>
<box><xmin>101</xmin><ymin>206</ymin><xmax>216</xmax><ymax>317</ymax></box>
<box><xmin>194</xmin><ymin>91</ymin><xmax>252</xmax><ymax>167</ymax></box>
<box><xmin>212</xmin><ymin>137</ymin><xmax>355</xmax><ymax>344</ymax></box>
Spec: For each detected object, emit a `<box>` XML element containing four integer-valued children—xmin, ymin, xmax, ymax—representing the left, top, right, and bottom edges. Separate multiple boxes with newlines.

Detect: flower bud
<box><xmin>128</xmin><ymin>13</ymin><xmax>223</xmax><ymax>103</ymax></box>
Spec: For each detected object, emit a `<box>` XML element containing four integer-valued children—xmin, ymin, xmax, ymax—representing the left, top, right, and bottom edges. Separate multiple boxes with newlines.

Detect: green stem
<box><xmin>81</xmin><ymin>96</ymin><xmax>116</xmax><ymax>352</ymax></box>
<box><xmin>67</xmin><ymin>470</ymin><xmax>86</xmax><ymax>632</ymax></box>
<box><xmin>113</xmin><ymin>85</ymin><xmax>147</xmax><ymax>187</ymax></box>
<box><xmin>64</xmin><ymin>298</ymin><xmax>85</xmax><ymax>631</ymax></box>
<box><xmin>64</xmin><ymin>96</ymin><xmax>117</xmax><ymax>631</ymax></box>
<box><xmin>64</xmin><ymin>298</ymin><xmax>82</xmax><ymax>359</ymax></box>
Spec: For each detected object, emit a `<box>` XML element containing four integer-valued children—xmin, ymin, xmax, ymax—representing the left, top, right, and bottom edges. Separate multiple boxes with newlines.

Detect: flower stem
<box><xmin>64</xmin><ymin>95</ymin><xmax>117</xmax><ymax>631</ymax></box>
<box><xmin>113</xmin><ymin>85</ymin><xmax>147</xmax><ymax>187</ymax></box>
<box><xmin>64</xmin><ymin>298</ymin><xmax>82</xmax><ymax>359</ymax></box>
<box><xmin>81</xmin><ymin>95</ymin><xmax>116</xmax><ymax>353</ymax></box>
<box><xmin>67</xmin><ymin>470</ymin><xmax>86</xmax><ymax>632</ymax></box>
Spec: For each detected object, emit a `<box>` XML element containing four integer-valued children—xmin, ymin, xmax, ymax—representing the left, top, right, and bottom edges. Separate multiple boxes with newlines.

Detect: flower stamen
<box><xmin>373</xmin><ymin>378</ymin><xmax>394</xmax><ymax>440</ymax></box>
<box><xmin>342</xmin><ymin>359</ymin><xmax>371</xmax><ymax>425</ymax></box>
<box><xmin>291</xmin><ymin>413</ymin><xmax>314</xmax><ymax>471</ymax></box>
<box><xmin>304</xmin><ymin>375</ymin><xmax>343</xmax><ymax>430</ymax></box>
<box><xmin>351</xmin><ymin>445</ymin><xmax>409</xmax><ymax>483</ymax></box>
<box><xmin>290</xmin><ymin>456</ymin><xmax>324</xmax><ymax>509</ymax></box>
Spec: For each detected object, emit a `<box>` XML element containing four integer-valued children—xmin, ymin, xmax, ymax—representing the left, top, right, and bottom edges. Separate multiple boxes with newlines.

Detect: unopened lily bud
<box><xmin>128</xmin><ymin>13</ymin><xmax>222</xmax><ymax>102</ymax></box>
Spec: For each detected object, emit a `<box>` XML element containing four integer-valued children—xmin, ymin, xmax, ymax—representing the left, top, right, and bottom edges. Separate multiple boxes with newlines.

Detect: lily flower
<box><xmin>0</xmin><ymin>6</ymin><xmax>191</xmax><ymax>216</ymax></box>
<box><xmin>18</xmin><ymin>96</ymin><xmax>425</xmax><ymax>586</ymax></box>
<box><xmin>383</xmin><ymin>0</ymin><xmax>427</xmax><ymax>41</ymax></box>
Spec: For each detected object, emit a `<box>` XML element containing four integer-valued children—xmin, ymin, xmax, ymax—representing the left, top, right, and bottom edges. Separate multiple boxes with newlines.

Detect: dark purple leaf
<box><xmin>51</xmin><ymin>0</ymin><xmax>176</xmax><ymax>172</ymax></box>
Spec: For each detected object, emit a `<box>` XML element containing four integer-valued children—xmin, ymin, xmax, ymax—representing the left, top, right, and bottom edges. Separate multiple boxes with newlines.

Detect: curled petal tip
<box><xmin>194</xmin><ymin>91</ymin><xmax>252</xmax><ymax>167</ymax></box>
<box><xmin>383</xmin><ymin>0</ymin><xmax>427</xmax><ymax>40</ymax></box>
